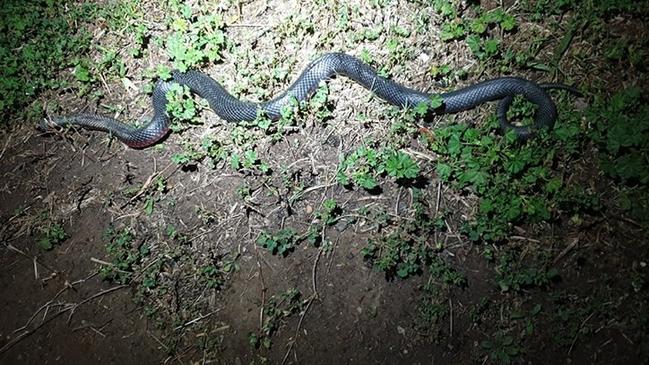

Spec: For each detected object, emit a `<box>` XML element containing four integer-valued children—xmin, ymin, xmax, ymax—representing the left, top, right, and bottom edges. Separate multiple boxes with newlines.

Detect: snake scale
<box><xmin>41</xmin><ymin>52</ymin><xmax>576</xmax><ymax>148</ymax></box>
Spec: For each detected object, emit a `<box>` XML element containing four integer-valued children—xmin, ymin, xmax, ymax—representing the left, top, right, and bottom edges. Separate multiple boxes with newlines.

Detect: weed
<box><xmin>337</xmin><ymin>147</ymin><xmax>421</xmax><ymax>190</ymax></box>
<box><xmin>162</xmin><ymin>2</ymin><xmax>226</xmax><ymax>72</ymax></box>
<box><xmin>383</xmin><ymin>150</ymin><xmax>420</xmax><ymax>179</ymax></box>
<box><xmin>1</xmin><ymin>1</ymin><xmax>89</xmax><ymax>121</ymax></box>
<box><xmin>100</xmin><ymin>227</ymin><xmax>144</xmax><ymax>283</ymax></box>
<box><xmin>97</xmin><ymin>47</ymin><xmax>127</xmax><ymax>78</ymax></box>
<box><xmin>494</xmin><ymin>249</ymin><xmax>559</xmax><ymax>293</ymax></box>
<box><xmin>257</xmin><ymin>229</ymin><xmax>299</xmax><ymax>256</ymax></box>
<box><xmin>428</xmin><ymin>255</ymin><xmax>467</xmax><ymax>287</ymax></box>
<box><xmin>249</xmin><ymin>288</ymin><xmax>303</xmax><ymax>349</ymax></box>
<box><xmin>469</xmin><ymin>297</ymin><xmax>490</xmax><ymax>325</ymax></box>
<box><xmin>140</xmin><ymin>176</ymin><xmax>168</xmax><ymax>215</ymax></box>
<box><xmin>201</xmin><ymin>265</ymin><xmax>224</xmax><ymax>289</ymax></box>
<box><xmin>37</xmin><ymin>223</ymin><xmax>68</xmax><ymax>251</ymax></box>
<box><xmin>166</xmin><ymin>84</ymin><xmax>198</xmax><ymax>126</ymax></box>
<box><xmin>416</xmin><ymin>282</ymin><xmax>448</xmax><ymax>334</ymax></box>
<box><xmin>589</xmin><ymin>88</ymin><xmax>649</xmax><ymax>184</ymax></box>
<box><xmin>416</xmin><ymin>256</ymin><xmax>466</xmax><ymax>332</ymax></box>
<box><xmin>548</xmin><ymin>291</ymin><xmax>610</xmax><ymax>349</ymax></box>
<box><xmin>315</xmin><ymin>198</ymin><xmax>342</xmax><ymax>226</ymax></box>
<box><xmin>231</xmin><ymin>149</ymin><xmax>271</xmax><ymax>174</ymax></box>
<box><xmin>361</xmin><ymin>190</ymin><xmax>456</xmax><ymax>279</ymax></box>
<box><xmin>481</xmin><ymin>332</ymin><xmax>522</xmax><ymax>365</ymax></box>
<box><xmin>427</xmin><ymin>102</ymin><xmax>589</xmax><ymax>242</ymax></box>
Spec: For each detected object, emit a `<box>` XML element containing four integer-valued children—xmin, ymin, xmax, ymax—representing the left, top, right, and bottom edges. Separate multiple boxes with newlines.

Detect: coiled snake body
<box><xmin>43</xmin><ymin>53</ymin><xmax>574</xmax><ymax>148</ymax></box>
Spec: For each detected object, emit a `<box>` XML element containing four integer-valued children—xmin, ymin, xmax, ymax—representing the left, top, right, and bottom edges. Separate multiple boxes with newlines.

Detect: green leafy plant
<box><xmin>257</xmin><ymin>229</ymin><xmax>299</xmax><ymax>256</ymax></box>
<box><xmin>427</xmin><ymin>97</ymin><xmax>589</xmax><ymax>242</ymax></box>
<box><xmin>0</xmin><ymin>1</ymin><xmax>110</xmax><ymax>123</ymax></box>
<box><xmin>230</xmin><ymin>149</ymin><xmax>270</xmax><ymax>174</ymax></box>
<box><xmin>315</xmin><ymin>198</ymin><xmax>342</xmax><ymax>226</ymax></box>
<box><xmin>100</xmin><ymin>227</ymin><xmax>145</xmax><ymax>284</ymax></box>
<box><xmin>589</xmin><ymin>87</ymin><xmax>649</xmax><ymax>184</ymax></box>
<box><xmin>163</xmin><ymin>3</ymin><xmax>226</xmax><ymax>72</ymax></box>
<box><xmin>166</xmin><ymin>83</ymin><xmax>198</xmax><ymax>124</ymax></box>
<box><xmin>494</xmin><ymin>249</ymin><xmax>560</xmax><ymax>293</ymax></box>
<box><xmin>383</xmin><ymin>150</ymin><xmax>420</xmax><ymax>179</ymax></box>
<box><xmin>337</xmin><ymin>147</ymin><xmax>421</xmax><ymax>189</ymax></box>
<box><xmin>201</xmin><ymin>264</ymin><xmax>225</xmax><ymax>289</ymax></box>
<box><xmin>249</xmin><ymin>288</ymin><xmax>303</xmax><ymax>349</ymax></box>
<box><xmin>481</xmin><ymin>332</ymin><xmax>522</xmax><ymax>365</ymax></box>
<box><xmin>337</xmin><ymin>146</ymin><xmax>382</xmax><ymax>190</ymax></box>
<box><xmin>37</xmin><ymin>223</ymin><xmax>68</xmax><ymax>250</ymax></box>
<box><xmin>416</xmin><ymin>281</ymin><xmax>449</xmax><ymax>332</ymax></box>
<box><xmin>361</xmin><ymin>190</ymin><xmax>455</xmax><ymax>279</ymax></box>
<box><xmin>141</xmin><ymin>176</ymin><xmax>167</xmax><ymax>215</ymax></box>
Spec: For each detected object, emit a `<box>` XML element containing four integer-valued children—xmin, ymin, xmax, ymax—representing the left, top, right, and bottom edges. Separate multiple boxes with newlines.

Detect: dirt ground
<box><xmin>1</xmin><ymin>0</ymin><xmax>648</xmax><ymax>364</ymax></box>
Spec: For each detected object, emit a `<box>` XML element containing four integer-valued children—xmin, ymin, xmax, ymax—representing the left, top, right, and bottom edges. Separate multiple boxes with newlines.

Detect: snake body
<box><xmin>43</xmin><ymin>53</ymin><xmax>572</xmax><ymax>148</ymax></box>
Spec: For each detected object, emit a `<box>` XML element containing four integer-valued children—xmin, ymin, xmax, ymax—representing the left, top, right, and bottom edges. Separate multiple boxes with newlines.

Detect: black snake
<box><xmin>41</xmin><ymin>53</ymin><xmax>576</xmax><ymax>148</ymax></box>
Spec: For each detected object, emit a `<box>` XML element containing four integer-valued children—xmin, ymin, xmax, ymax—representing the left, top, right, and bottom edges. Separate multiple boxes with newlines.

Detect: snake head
<box><xmin>37</xmin><ymin>117</ymin><xmax>63</xmax><ymax>132</ymax></box>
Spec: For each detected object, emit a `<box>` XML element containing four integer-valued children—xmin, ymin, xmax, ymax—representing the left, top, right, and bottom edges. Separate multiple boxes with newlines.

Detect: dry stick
<box><xmin>0</xmin><ymin>133</ymin><xmax>12</xmax><ymax>160</ymax></box>
<box><xmin>173</xmin><ymin>310</ymin><xmax>219</xmax><ymax>331</ymax></box>
<box><xmin>0</xmin><ymin>306</ymin><xmax>70</xmax><ymax>355</ymax></box>
<box><xmin>66</xmin><ymin>285</ymin><xmax>128</xmax><ymax>324</ymax></box>
<box><xmin>449</xmin><ymin>297</ymin><xmax>454</xmax><ymax>338</ymax></box>
<box><xmin>90</xmin><ymin>257</ymin><xmax>133</xmax><ymax>274</ymax></box>
<box><xmin>0</xmin><ymin>284</ymin><xmax>127</xmax><ymax>355</ymax></box>
<box><xmin>5</xmin><ymin>243</ymin><xmax>57</xmax><ymax>275</ymax></box>
<box><xmin>395</xmin><ymin>186</ymin><xmax>403</xmax><ymax>215</ymax></box>
<box><xmin>253</xmin><ymin>244</ymin><xmax>267</xmax><ymax>331</ymax></box>
<box><xmin>122</xmin><ymin>157</ymin><xmax>159</xmax><ymax>207</ymax></box>
<box><xmin>40</xmin><ymin>117</ymin><xmax>78</xmax><ymax>153</ymax></box>
<box><xmin>432</xmin><ymin>180</ymin><xmax>443</xmax><ymax>247</ymax></box>
<box><xmin>434</xmin><ymin>181</ymin><xmax>443</xmax><ymax>217</ymax></box>
<box><xmin>568</xmin><ymin>312</ymin><xmax>596</xmax><ymax>355</ymax></box>
<box><xmin>311</xmin><ymin>248</ymin><xmax>322</xmax><ymax>299</ymax></box>
<box><xmin>553</xmin><ymin>237</ymin><xmax>580</xmax><ymax>265</ymax></box>
<box><xmin>12</xmin><ymin>301</ymin><xmax>66</xmax><ymax>334</ymax></box>
<box><xmin>35</xmin><ymin>270</ymin><xmax>100</xmax><ymax>317</ymax></box>
<box><xmin>33</xmin><ymin>257</ymin><xmax>38</xmax><ymax>280</ymax></box>
<box><xmin>288</xmin><ymin>182</ymin><xmax>337</xmax><ymax>204</ymax></box>
<box><xmin>121</xmin><ymin>160</ymin><xmax>177</xmax><ymax>208</ymax></box>
<box><xmin>281</xmin><ymin>248</ymin><xmax>323</xmax><ymax>365</ymax></box>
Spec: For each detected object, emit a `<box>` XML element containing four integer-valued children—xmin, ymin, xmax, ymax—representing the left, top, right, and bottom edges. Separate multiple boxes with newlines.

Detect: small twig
<box><xmin>281</xmin><ymin>296</ymin><xmax>316</xmax><ymax>365</ymax></box>
<box><xmin>90</xmin><ymin>257</ymin><xmax>133</xmax><ymax>274</ymax></box>
<box><xmin>395</xmin><ymin>187</ymin><xmax>402</xmax><ymax>215</ymax></box>
<box><xmin>89</xmin><ymin>326</ymin><xmax>107</xmax><ymax>338</ymax></box>
<box><xmin>6</xmin><ymin>243</ymin><xmax>57</xmax><ymax>275</ymax></box>
<box><xmin>67</xmin><ymin>285</ymin><xmax>128</xmax><ymax>323</ymax></box>
<box><xmin>0</xmin><ymin>134</ymin><xmax>12</xmax><ymax>160</ymax></box>
<box><xmin>449</xmin><ymin>297</ymin><xmax>453</xmax><ymax>337</ymax></box>
<box><xmin>148</xmin><ymin>331</ymin><xmax>170</xmax><ymax>353</ymax></box>
<box><xmin>229</xmin><ymin>23</ymin><xmax>266</xmax><ymax>27</ymax></box>
<box><xmin>405</xmin><ymin>148</ymin><xmax>437</xmax><ymax>162</ymax></box>
<box><xmin>253</xmin><ymin>244</ymin><xmax>267</xmax><ymax>331</ymax></box>
<box><xmin>1</xmin><ymin>307</ymin><xmax>69</xmax><ymax>354</ymax></box>
<box><xmin>33</xmin><ymin>257</ymin><xmax>38</xmax><ymax>280</ymax></box>
<box><xmin>288</xmin><ymin>182</ymin><xmax>337</xmax><ymax>203</ymax></box>
<box><xmin>311</xmin><ymin>248</ymin><xmax>323</xmax><ymax>299</ymax></box>
<box><xmin>568</xmin><ymin>312</ymin><xmax>595</xmax><ymax>354</ymax></box>
<box><xmin>1</xmin><ymin>285</ymin><xmax>127</xmax><ymax>355</ymax></box>
<box><xmin>554</xmin><ymin>237</ymin><xmax>580</xmax><ymax>265</ymax></box>
<box><xmin>509</xmin><ymin>235</ymin><xmax>541</xmax><ymax>243</ymax></box>
<box><xmin>434</xmin><ymin>181</ymin><xmax>443</xmax><ymax>217</ymax></box>
<box><xmin>173</xmin><ymin>311</ymin><xmax>219</xmax><ymax>331</ymax></box>
<box><xmin>121</xmin><ymin>160</ymin><xmax>176</xmax><ymax>208</ymax></box>
<box><xmin>281</xmin><ymin>248</ymin><xmax>323</xmax><ymax>365</ymax></box>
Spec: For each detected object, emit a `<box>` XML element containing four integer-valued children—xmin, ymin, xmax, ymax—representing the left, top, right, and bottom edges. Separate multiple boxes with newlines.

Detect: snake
<box><xmin>40</xmin><ymin>52</ymin><xmax>577</xmax><ymax>148</ymax></box>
